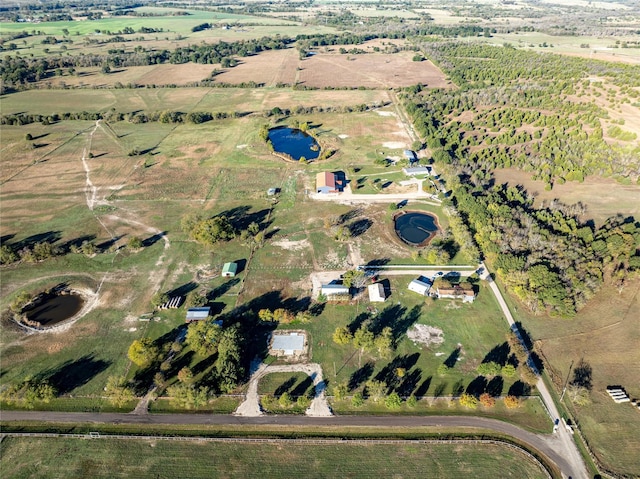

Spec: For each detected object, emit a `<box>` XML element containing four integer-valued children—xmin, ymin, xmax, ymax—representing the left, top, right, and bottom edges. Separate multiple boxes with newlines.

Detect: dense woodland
<box><xmin>403</xmin><ymin>43</ymin><xmax>640</xmax><ymax>316</ymax></box>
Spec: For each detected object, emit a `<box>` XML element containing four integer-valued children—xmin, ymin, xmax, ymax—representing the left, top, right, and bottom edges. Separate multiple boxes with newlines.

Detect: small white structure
<box><xmin>185</xmin><ymin>307</ymin><xmax>211</xmax><ymax>323</ymax></box>
<box><xmin>368</xmin><ymin>283</ymin><xmax>386</xmax><ymax>302</ymax></box>
<box><xmin>607</xmin><ymin>386</ymin><xmax>631</xmax><ymax>403</ymax></box>
<box><xmin>408</xmin><ymin>278</ymin><xmax>431</xmax><ymax>296</ymax></box>
<box><xmin>321</xmin><ymin>283</ymin><xmax>350</xmax><ymax>297</ymax></box>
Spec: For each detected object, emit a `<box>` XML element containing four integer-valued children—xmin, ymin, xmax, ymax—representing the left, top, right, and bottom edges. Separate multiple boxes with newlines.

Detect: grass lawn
<box><xmin>0</xmin><ymin>436</ymin><xmax>549</xmax><ymax>479</ymax></box>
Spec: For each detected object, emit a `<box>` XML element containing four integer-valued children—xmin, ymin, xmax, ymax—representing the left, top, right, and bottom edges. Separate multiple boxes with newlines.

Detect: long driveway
<box><xmin>479</xmin><ymin>263</ymin><xmax>590</xmax><ymax>479</ymax></box>
<box><xmin>0</xmin><ymin>410</ymin><xmax>570</xmax><ymax>475</ymax></box>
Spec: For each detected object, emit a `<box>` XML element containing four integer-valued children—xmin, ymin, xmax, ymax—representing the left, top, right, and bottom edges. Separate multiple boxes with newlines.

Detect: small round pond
<box><xmin>268</xmin><ymin>127</ymin><xmax>320</xmax><ymax>161</ymax></box>
<box><xmin>25</xmin><ymin>293</ymin><xmax>85</xmax><ymax>327</ymax></box>
<box><xmin>394</xmin><ymin>211</ymin><xmax>440</xmax><ymax>246</ymax></box>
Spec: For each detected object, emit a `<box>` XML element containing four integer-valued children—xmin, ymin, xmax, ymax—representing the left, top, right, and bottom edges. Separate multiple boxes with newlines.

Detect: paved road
<box><xmin>1</xmin><ymin>410</ymin><xmax>567</xmax><ymax>474</ymax></box>
<box><xmin>479</xmin><ymin>263</ymin><xmax>590</xmax><ymax>479</ymax></box>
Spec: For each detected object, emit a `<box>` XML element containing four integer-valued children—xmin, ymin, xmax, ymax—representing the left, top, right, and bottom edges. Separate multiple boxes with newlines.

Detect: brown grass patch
<box><xmin>212</xmin><ymin>48</ymin><xmax>451</xmax><ymax>89</ymax></box>
<box><xmin>493</xmin><ymin>168</ymin><xmax>640</xmax><ymax>226</ymax></box>
<box><xmin>214</xmin><ymin>48</ymin><xmax>300</xmax><ymax>87</ymax></box>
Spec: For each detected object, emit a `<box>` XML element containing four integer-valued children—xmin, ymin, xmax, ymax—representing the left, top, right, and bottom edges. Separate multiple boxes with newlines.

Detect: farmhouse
<box><xmin>185</xmin><ymin>307</ymin><xmax>211</xmax><ymax>323</ymax></box>
<box><xmin>316</xmin><ymin>171</ymin><xmax>342</xmax><ymax>194</ymax></box>
<box><xmin>222</xmin><ymin>262</ymin><xmax>238</xmax><ymax>277</ymax></box>
<box><xmin>368</xmin><ymin>283</ymin><xmax>386</xmax><ymax>302</ymax></box>
<box><xmin>408</xmin><ymin>278</ymin><xmax>432</xmax><ymax>296</ymax></box>
<box><xmin>321</xmin><ymin>283</ymin><xmax>350</xmax><ymax>297</ymax></box>
<box><xmin>436</xmin><ymin>285</ymin><xmax>476</xmax><ymax>303</ymax></box>
<box><xmin>403</xmin><ymin>166</ymin><xmax>431</xmax><ymax>176</ymax></box>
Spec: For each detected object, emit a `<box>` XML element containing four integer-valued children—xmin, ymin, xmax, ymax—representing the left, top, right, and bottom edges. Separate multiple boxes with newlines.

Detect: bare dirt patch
<box><xmin>271</xmin><ymin>238</ymin><xmax>311</xmax><ymax>251</ymax></box>
<box><xmin>407</xmin><ymin>324</ymin><xmax>445</xmax><ymax>348</ymax></box>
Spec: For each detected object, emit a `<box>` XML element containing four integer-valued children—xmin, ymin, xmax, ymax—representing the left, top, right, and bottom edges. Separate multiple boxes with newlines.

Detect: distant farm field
<box><xmin>213</xmin><ymin>48</ymin><xmax>452</xmax><ymax>88</ymax></box>
<box><xmin>0</xmin><ymin>88</ymin><xmax>390</xmax><ymax>116</ymax></box>
<box><xmin>0</xmin><ymin>437</ymin><xmax>549</xmax><ymax>479</ymax></box>
<box><xmin>492</xmin><ymin>168</ymin><xmax>640</xmax><ymax>226</ymax></box>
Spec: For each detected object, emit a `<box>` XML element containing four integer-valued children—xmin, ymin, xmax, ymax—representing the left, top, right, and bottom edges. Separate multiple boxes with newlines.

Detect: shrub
<box><xmin>504</xmin><ymin>395</ymin><xmax>520</xmax><ymax>409</ymax></box>
<box><xmin>385</xmin><ymin>392</ymin><xmax>403</xmax><ymax>409</ymax></box>
<box><xmin>459</xmin><ymin>393</ymin><xmax>478</xmax><ymax>409</ymax></box>
<box><xmin>479</xmin><ymin>393</ymin><xmax>496</xmax><ymax>407</ymax></box>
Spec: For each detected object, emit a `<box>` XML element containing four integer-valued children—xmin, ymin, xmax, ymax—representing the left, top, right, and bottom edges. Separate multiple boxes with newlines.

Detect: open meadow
<box><xmin>0</xmin><ymin>437</ymin><xmax>549</xmax><ymax>479</ymax></box>
<box><xmin>506</xmin><ymin>278</ymin><xmax>640</xmax><ymax>476</ymax></box>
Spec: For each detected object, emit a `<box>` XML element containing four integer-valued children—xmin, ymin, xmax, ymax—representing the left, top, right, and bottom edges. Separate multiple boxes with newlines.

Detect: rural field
<box><xmin>507</xmin><ymin>278</ymin><xmax>640</xmax><ymax>476</ymax></box>
<box><xmin>0</xmin><ymin>437</ymin><xmax>550</xmax><ymax>479</ymax></box>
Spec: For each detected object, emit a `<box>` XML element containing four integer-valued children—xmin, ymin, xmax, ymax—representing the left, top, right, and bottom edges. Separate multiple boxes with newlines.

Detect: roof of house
<box><xmin>409</xmin><ymin>278</ymin><xmax>431</xmax><ymax>289</ymax></box>
<box><xmin>316</xmin><ymin>171</ymin><xmax>336</xmax><ymax>189</ymax></box>
<box><xmin>322</xmin><ymin>283</ymin><xmax>349</xmax><ymax>290</ymax></box>
<box><xmin>437</xmin><ymin>285</ymin><xmax>475</xmax><ymax>296</ymax></box>
<box><xmin>404</xmin><ymin>150</ymin><xmax>417</xmax><ymax>159</ymax></box>
<box><xmin>222</xmin><ymin>262</ymin><xmax>237</xmax><ymax>274</ymax></box>
<box><xmin>186</xmin><ymin>307</ymin><xmax>211</xmax><ymax>320</ymax></box>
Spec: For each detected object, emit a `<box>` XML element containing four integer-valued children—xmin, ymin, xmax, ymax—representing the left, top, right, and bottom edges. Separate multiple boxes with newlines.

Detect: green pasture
<box><xmin>0</xmin><ymin>437</ymin><xmax>549</xmax><ymax>479</ymax></box>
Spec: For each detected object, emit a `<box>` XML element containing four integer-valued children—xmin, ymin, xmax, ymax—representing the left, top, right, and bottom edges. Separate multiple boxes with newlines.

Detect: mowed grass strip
<box><xmin>0</xmin><ymin>437</ymin><xmax>549</xmax><ymax>479</ymax></box>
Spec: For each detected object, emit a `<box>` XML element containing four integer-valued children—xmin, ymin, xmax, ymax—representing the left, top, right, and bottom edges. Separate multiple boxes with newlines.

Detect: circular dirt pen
<box><xmin>15</xmin><ymin>286</ymin><xmax>98</xmax><ymax>333</ymax></box>
<box><xmin>393</xmin><ymin>211</ymin><xmax>441</xmax><ymax>247</ymax></box>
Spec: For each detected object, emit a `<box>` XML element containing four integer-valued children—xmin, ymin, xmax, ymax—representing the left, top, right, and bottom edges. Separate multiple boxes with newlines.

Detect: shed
<box><xmin>404</xmin><ymin>150</ymin><xmax>418</xmax><ymax>163</ymax></box>
<box><xmin>222</xmin><ymin>262</ymin><xmax>238</xmax><ymax>277</ymax></box>
<box><xmin>368</xmin><ymin>283</ymin><xmax>386</xmax><ymax>302</ymax></box>
<box><xmin>267</xmin><ymin>188</ymin><xmax>277</xmax><ymax>196</ymax></box>
<box><xmin>408</xmin><ymin>278</ymin><xmax>431</xmax><ymax>296</ymax></box>
<box><xmin>316</xmin><ymin>171</ymin><xmax>338</xmax><ymax>194</ymax></box>
<box><xmin>321</xmin><ymin>283</ymin><xmax>350</xmax><ymax>297</ymax></box>
<box><xmin>185</xmin><ymin>307</ymin><xmax>211</xmax><ymax>323</ymax></box>
<box><xmin>270</xmin><ymin>332</ymin><xmax>306</xmax><ymax>356</ymax></box>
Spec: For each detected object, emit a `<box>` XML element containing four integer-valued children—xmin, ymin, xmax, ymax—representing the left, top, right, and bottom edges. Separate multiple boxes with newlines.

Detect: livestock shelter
<box><xmin>185</xmin><ymin>307</ymin><xmax>211</xmax><ymax>323</ymax></box>
<box><xmin>222</xmin><ymin>262</ymin><xmax>238</xmax><ymax>277</ymax></box>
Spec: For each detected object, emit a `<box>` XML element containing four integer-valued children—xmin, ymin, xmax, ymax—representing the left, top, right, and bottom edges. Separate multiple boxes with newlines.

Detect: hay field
<box><xmin>213</xmin><ymin>48</ymin><xmax>451</xmax><ymax>89</ymax></box>
<box><xmin>515</xmin><ymin>278</ymin><xmax>640</xmax><ymax>476</ymax></box>
<box><xmin>0</xmin><ymin>437</ymin><xmax>549</xmax><ymax>479</ymax></box>
<box><xmin>492</xmin><ymin>168</ymin><xmax>640</xmax><ymax>227</ymax></box>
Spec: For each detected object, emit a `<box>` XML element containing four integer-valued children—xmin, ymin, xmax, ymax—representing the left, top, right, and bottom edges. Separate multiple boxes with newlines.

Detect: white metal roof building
<box><xmin>368</xmin><ymin>283</ymin><xmax>386</xmax><ymax>302</ymax></box>
<box><xmin>185</xmin><ymin>307</ymin><xmax>211</xmax><ymax>322</ymax></box>
<box><xmin>321</xmin><ymin>284</ymin><xmax>350</xmax><ymax>296</ymax></box>
<box><xmin>408</xmin><ymin>278</ymin><xmax>431</xmax><ymax>296</ymax></box>
<box><xmin>270</xmin><ymin>332</ymin><xmax>305</xmax><ymax>356</ymax></box>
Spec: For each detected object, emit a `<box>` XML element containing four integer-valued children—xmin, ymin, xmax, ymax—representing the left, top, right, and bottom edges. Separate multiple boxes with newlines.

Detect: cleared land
<box><xmin>210</xmin><ymin>47</ymin><xmax>451</xmax><ymax>89</ymax></box>
<box><xmin>0</xmin><ymin>437</ymin><xmax>549</xmax><ymax>479</ymax></box>
<box><xmin>492</xmin><ymin>168</ymin><xmax>640</xmax><ymax>226</ymax></box>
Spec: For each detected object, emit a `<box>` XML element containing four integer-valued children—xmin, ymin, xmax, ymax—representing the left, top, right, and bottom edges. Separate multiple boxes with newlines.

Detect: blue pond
<box><xmin>394</xmin><ymin>212</ymin><xmax>440</xmax><ymax>246</ymax></box>
<box><xmin>268</xmin><ymin>127</ymin><xmax>320</xmax><ymax>161</ymax></box>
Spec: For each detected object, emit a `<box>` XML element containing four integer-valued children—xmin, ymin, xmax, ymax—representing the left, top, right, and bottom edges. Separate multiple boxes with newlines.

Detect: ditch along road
<box><xmin>1</xmin><ymin>411</ymin><xmax>571</xmax><ymax>476</ymax></box>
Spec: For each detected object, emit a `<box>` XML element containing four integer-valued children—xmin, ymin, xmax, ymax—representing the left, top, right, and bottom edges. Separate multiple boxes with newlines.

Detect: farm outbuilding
<box><xmin>368</xmin><ymin>283</ymin><xmax>386</xmax><ymax>302</ymax></box>
<box><xmin>321</xmin><ymin>283</ymin><xmax>350</xmax><ymax>297</ymax></box>
<box><xmin>316</xmin><ymin>172</ymin><xmax>339</xmax><ymax>194</ymax></box>
<box><xmin>185</xmin><ymin>307</ymin><xmax>211</xmax><ymax>323</ymax></box>
<box><xmin>408</xmin><ymin>278</ymin><xmax>432</xmax><ymax>296</ymax></box>
<box><xmin>403</xmin><ymin>166</ymin><xmax>431</xmax><ymax>176</ymax></box>
<box><xmin>270</xmin><ymin>332</ymin><xmax>306</xmax><ymax>357</ymax></box>
<box><xmin>222</xmin><ymin>262</ymin><xmax>238</xmax><ymax>277</ymax></box>
<box><xmin>404</xmin><ymin>150</ymin><xmax>418</xmax><ymax>163</ymax></box>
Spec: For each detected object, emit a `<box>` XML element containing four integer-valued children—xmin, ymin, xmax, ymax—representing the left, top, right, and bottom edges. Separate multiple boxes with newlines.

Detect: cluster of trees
<box><xmin>257</xmin><ymin>308</ymin><xmax>311</xmax><ymax>324</ymax></box>
<box><xmin>333</xmin><ymin>322</ymin><xmax>394</xmax><ymax>361</ymax></box>
<box><xmin>180</xmin><ymin>213</ymin><xmax>235</xmax><ymax>248</ymax></box>
<box><xmin>0</xmin><ymin>377</ymin><xmax>56</xmax><ymax>408</ymax></box>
